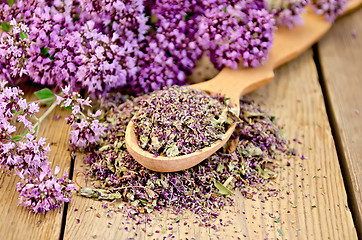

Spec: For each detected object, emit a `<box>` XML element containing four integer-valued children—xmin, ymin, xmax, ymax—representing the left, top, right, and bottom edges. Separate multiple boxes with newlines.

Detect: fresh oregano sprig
<box><xmin>0</xmin><ymin>79</ymin><xmax>106</xmax><ymax>213</ymax></box>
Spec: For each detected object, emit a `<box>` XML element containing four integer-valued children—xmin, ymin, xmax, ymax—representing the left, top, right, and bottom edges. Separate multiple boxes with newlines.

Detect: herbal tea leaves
<box><xmin>81</xmin><ymin>96</ymin><xmax>289</xmax><ymax>221</ymax></box>
<box><xmin>133</xmin><ymin>86</ymin><xmax>239</xmax><ymax>157</ymax></box>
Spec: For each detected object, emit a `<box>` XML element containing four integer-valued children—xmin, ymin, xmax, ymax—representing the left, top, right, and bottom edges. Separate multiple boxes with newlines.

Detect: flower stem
<box><xmin>33</xmin><ymin>100</ymin><xmax>58</xmax><ymax>130</ymax></box>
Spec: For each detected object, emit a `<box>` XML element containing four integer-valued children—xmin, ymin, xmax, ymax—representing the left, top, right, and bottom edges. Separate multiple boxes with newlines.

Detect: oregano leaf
<box><xmin>1</xmin><ymin>21</ymin><xmax>12</xmax><ymax>32</ymax></box>
<box><xmin>213</xmin><ymin>179</ymin><xmax>233</xmax><ymax>195</ymax></box>
<box><xmin>40</xmin><ymin>47</ymin><xmax>49</xmax><ymax>57</ymax></box>
<box><xmin>19</xmin><ymin>32</ymin><xmax>28</xmax><ymax>39</ymax></box>
<box><xmin>34</xmin><ymin>88</ymin><xmax>55</xmax><ymax>104</ymax></box>
<box><xmin>7</xmin><ymin>0</ymin><xmax>15</xmax><ymax>7</ymax></box>
<box><xmin>49</xmin><ymin>52</ymin><xmax>56</xmax><ymax>60</ymax></box>
<box><xmin>11</xmin><ymin>135</ymin><xmax>24</xmax><ymax>141</ymax></box>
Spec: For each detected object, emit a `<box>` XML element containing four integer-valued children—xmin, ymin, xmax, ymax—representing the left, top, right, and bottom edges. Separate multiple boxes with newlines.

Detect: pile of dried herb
<box><xmin>132</xmin><ymin>86</ymin><xmax>238</xmax><ymax>157</ymax></box>
<box><xmin>79</xmin><ymin>93</ymin><xmax>290</xmax><ymax>221</ymax></box>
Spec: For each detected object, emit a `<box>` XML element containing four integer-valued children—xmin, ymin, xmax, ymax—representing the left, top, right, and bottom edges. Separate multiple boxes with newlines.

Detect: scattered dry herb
<box><xmin>78</xmin><ymin>94</ymin><xmax>290</xmax><ymax>222</ymax></box>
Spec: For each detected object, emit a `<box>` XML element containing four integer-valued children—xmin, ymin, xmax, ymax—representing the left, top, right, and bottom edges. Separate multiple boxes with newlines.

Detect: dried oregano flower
<box><xmin>132</xmin><ymin>86</ymin><xmax>239</xmax><ymax>157</ymax></box>
<box><xmin>79</xmin><ymin>95</ymin><xmax>291</xmax><ymax>221</ymax></box>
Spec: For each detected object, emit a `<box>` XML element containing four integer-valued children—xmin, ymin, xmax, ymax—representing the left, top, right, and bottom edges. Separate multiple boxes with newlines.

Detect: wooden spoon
<box><xmin>126</xmin><ymin>2</ymin><xmax>361</xmax><ymax>172</ymax></box>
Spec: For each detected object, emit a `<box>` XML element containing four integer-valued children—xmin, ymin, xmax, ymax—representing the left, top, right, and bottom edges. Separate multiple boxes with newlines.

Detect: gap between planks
<box><xmin>316</xmin><ymin>7</ymin><xmax>362</xmax><ymax>237</ymax></box>
<box><xmin>312</xmin><ymin>43</ymin><xmax>361</xmax><ymax>238</ymax></box>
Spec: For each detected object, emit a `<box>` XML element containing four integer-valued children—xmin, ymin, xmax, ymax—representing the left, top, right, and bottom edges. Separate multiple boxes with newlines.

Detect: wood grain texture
<box><xmin>1</xmin><ymin>6</ymin><xmax>360</xmax><ymax>240</ymax></box>
<box><xmin>0</xmin><ymin>83</ymin><xmax>72</xmax><ymax>240</ymax></box>
<box><xmin>318</xmin><ymin>7</ymin><xmax>362</xmax><ymax>232</ymax></box>
<box><xmin>244</xmin><ymin>49</ymin><xmax>356</xmax><ymax>240</ymax></box>
<box><xmin>63</xmin><ymin>50</ymin><xmax>357</xmax><ymax>239</ymax></box>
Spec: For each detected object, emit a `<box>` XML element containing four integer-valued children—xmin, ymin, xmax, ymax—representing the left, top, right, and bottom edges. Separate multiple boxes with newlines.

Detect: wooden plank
<box><xmin>244</xmin><ymin>49</ymin><xmax>356</xmax><ymax>239</ymax></box>
<box><xmin>0</xmin><ymin>83</ymin><xmax>72</xmax><ymax>240</ymax></box>
<box><xmin>63</xmin><ymin>156</ymin><xmax>210</xmax><ymax>239</ymax></box>
<box><xmin>318</xmin><ymin>6</ymin><xmax>362</xmax><ymax>232</ymax></box>
<box><xmin>231</xmin><ymin>49</ymin><xmax>356</xmax><ymax>239</ymax></box>
<box><xmin>63</xmin><ymin>50</ymin><xmax>357</xmax><ymax>239</ymax></box>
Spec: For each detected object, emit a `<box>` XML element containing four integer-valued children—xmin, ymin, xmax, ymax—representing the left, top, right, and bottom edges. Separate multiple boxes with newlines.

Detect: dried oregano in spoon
<box><xmin>78</xmin><ymin>93</ymin><xmax>292</xmax><ymax>220</ymax></box>
<box><xmin>132</xmin><ymin>86</ymin><xmax>239</xmax><ymax>157</ymax></box>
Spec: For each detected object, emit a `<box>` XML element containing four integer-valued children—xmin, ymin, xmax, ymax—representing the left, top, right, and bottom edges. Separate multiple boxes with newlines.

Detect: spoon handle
<box><xmin>190</xmin><ymin>2</ymin><xmax>362</xmax><ymax>106</ymax></box>
<box><xmin>189</xmin><ymin>9</ymin><xmax>331</xmax><ymax>107</ymax></box>
<box><xmin>190</xmin><ymin>62</ymin><xmax>274</xmax><ymax>107</ymax></box>
<box><xmin>270</xmin><ymin>9</ymin><xmax>331</xmax><ymax>68</ymax></box>
<box><xmin>272</xmin><ymin>0</ymin><xmax>362</xmax><ymax>66</ymax></box>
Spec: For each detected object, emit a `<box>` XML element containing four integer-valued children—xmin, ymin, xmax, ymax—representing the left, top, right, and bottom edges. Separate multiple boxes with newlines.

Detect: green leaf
<box><xmin>12</xmin><ymin>130</ymin><xmax>28</xmax><ymax>141</ymax></box>
<box><xmin>49</xmin><ymin>52</ymin><xmax>56</xmax><ymax>60</ymax></box>
<box><xmin>40</xmin><ymin>47</ymin><xmax>49</xmax><ymax>57</ymax></box>
<box><xmin>40</xmin><ymin>47</ymin><xmax>56</xmax><ymax>60</ymax></box>
<box><xmin>278</xmin><ymin>229</ymin><xmax>283</xmax><ymax>236</ymax></box>
<box><xmin>64</xmin><ymin>106</ymin><xmax>73</xmax><ymax>110</ymax></box>
<box><xmin>213</xmin><ymin>179</ymin><xmax>233</xmax><ymax>196</ymax></box>
<box><xmin>34</xmin><ymin>88</ymin><xmax>55</xmax><ymax>104</ymax></box>
<box><xmin>7</xmin><ymin>0</ymin><xmax>15</xmax><ymax>7</ymax></box>
<box><xmin>11</xmin><ymin>126</ymin><xmax>37</xmax><ymax>141</ymax></box>
<box><xmin>40</xmin><ymin>47</ymin><xmax>57</xmax><ymax>60</ymax></box>
<box><xmin>11</xmin><ymin>135</ymin><xmax>24</xmax><ymax>141</ymax></box>
<box><xmin>19</xmin><ymin>32</ymin><xmax>28</xmax><ymax>39</ymax></box>
<box><xmin>1</xmin><ymin>21</ymin><xmax>12</xmax><ymax>33</ymax></box>
<box><xmin>72</xmin><ymin>13</ymin><xmax>80</xmax><ymax>22</ymax></box>
<box><xmin>274</xmin><ymin>217</ymin><xmax>280</xmax><ymax>223</ymax></box>
<box><xmin>12</xmin><ymin>109</ymin><xmax>24</xmax><ymax>115</ymax></box>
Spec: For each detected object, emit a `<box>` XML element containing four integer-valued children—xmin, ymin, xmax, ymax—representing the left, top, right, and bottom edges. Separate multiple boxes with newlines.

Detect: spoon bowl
<box><xmin>126</xmin><ymin>120</ymin><xmax>236</xmax><ymax>172</ymax></box>
<box><xmin>125</xmin><ymin>2</ymin><xmax>361</xmax><ymax>172</ymax></box>
<box><xmin>126</xmin><ymin>64</ymin><xmax>275</xmax><ymax>172</ymax></box>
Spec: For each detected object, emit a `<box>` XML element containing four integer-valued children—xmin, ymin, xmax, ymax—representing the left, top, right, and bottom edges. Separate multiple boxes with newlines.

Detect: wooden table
<box><xmin>1</xmin><ymin>7</ymin><xmax>361</xmax><ymax>240</ymax></box>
